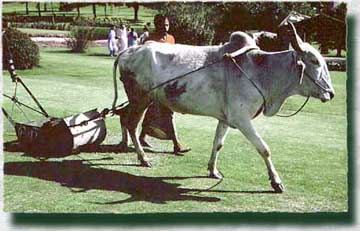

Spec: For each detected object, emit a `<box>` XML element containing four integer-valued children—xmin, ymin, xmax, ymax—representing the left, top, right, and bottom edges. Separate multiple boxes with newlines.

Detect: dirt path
<box><xmin>31</xmin><ymin>37</ymin><xmax>107</xmax><ymax>47</ymax></box>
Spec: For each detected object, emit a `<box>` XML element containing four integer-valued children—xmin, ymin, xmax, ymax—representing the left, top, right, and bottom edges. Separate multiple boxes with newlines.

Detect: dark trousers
<box><xmin>141</xmin><ymin>102</ymin><xmax>176</xmax><ymax>140</ymax></box>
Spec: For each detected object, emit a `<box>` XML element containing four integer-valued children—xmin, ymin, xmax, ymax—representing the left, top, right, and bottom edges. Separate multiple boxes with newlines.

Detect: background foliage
<box><xmin>66</xmin><ymin>26</ymin><xmax>94</xmax><ymax>53</ymax></box>
<box><xmin>2</xmin><ymin>27</ymin><xmax>40</xmax><ymax>70</ymax></box>
<box><xmin>157</xmin><ymin>2</ymin><xmax>220</xmax><ymax>45</ymax></box>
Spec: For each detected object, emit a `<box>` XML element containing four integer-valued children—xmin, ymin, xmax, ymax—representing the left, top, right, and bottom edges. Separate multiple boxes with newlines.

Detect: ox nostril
<box><xmin>330</xmin><ymin>91</ymin><xmax>335</xmax><ymax>99</ymax></box>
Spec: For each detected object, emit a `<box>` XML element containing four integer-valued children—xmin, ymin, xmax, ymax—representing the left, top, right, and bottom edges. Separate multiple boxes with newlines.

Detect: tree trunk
<box><xmin>92</xmin><ymin>4</ymin><xmax>97</xmax><ymax>18</ymax></box>
<box><xmin>104</xmin><ymin>3</ymin><xmax>107</xmax><ymax>17</ymax></box>
<box><xmin>77</xmin><ymin>5</ymin><xmax>80</xmax><ymax>17</ymax></box>
<box><xmin>44</xmin><ymin>3</ymin><xmax>47</xmax><ymax>12</ymax></box>
<box><xmin>51</xmin><ymin>2</ymin><xmax>54</xmax><ymax>13</ymax></box>
<box><xmin>25</xmin><ymin>2</ymin><xmax>29</xmax><ymax>15</ymax></box>
<box><xmin>336</xmin><ymin>47</ymin><xmax>342</xmax><ymax>57</ymax></box>
<box><xmin>133</xmin><ymin>3</ymin><xmax>139</xmax><ymax>22</ymax></box>
<box><xmin>36</xmin><ymin>3</ymin><xmax>41</xmax><ymax>17</ymax></box>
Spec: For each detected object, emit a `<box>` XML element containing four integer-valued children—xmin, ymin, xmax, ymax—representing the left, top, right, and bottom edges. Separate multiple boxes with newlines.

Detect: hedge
<box><xmin>2</xmin><ymin>28</ymin><xmax>40</xmax><ymax>70</ymax></box>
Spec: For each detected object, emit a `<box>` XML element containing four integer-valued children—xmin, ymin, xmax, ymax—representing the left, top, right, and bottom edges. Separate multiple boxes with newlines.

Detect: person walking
<box><xmin>107</xmin><ymin>25</ymin><xmax>118</xmax><ymax>57</ymax></box>
<box><xmin>139</xmin><ymin>25</ymin><xmax>149</xmax><ymax>44</ymax></box>
<box><xmin>127</xmin><ymin>28</ymin><xmax>138</xmax><ymax>47</ymax></box>
<box><xmin>140</xmin><ymin>14</ymin><xmax>190</xmax><ymax>154</ymax></box>
<box><xmin>116</xmin><ymin>24</ymin><xmax>128</xmax><ymax>52</ymax></box>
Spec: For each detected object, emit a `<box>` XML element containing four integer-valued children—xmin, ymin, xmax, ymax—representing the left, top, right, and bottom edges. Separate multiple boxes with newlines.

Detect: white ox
<box><xmin>114</xmin><ymin>24</ymin><xmax>335</xmax><ymax>193</ymax></box>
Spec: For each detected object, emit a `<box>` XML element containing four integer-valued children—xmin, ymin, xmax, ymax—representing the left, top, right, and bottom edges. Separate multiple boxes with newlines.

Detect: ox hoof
<box><xmin>271</xmin><ymin>182</ymin><xmax>285</xmax><ymax>193</ymax></box>
<box><xmin>209</xmin><ymin>171</ymin><xmax>223</xmax><ymax>179</ymax></box>
<box><xmin>138</xmin><ymin>157</ymin><xmax>152</xmax><ymax>167</ymax></box>
<box><xmin>140</xmin><ymin>160</ymin><xmax>152</xmax><ymax>167</ymax></box>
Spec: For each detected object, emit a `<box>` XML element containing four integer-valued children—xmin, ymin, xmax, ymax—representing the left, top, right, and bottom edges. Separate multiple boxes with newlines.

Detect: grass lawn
<box><xmin>17</xmin><ymin>28</ymin><xmax>70</xmax><ymax>37</ymax></box>
<box><xmin>2</xmin><ymin>46</ymin><xmax>348</xmax><ymax>215</ymax></box>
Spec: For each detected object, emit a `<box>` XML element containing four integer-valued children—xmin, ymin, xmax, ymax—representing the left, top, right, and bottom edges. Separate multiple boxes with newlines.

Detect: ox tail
<box><xmin>112</xmin><ymin>55</ymin><xmax>120</xmax><ymax>109</ymax></box>
<box><xmin>112</xmin><ymin>52</ymin><xmax>130</xmax><ymax>116</ymax></box>
<box><xmin>112</xmin><ymin>50</ymin><xmax>130</xmax><ymax>109</ymax></box>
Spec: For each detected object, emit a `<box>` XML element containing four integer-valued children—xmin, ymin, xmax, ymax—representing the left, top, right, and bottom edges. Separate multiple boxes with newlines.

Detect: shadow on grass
<box><xmin>4</xmin><ymin>140</ymin><xmax>75</xmax><ymax>159</ymax></box>
<box><xmin>79</xmin><ymin>143</ymin><xmax>180</xmax><ymax>156</ymax></box>
<box><xmin>87</xmin><ymin>53</ymin><xmax>113</xmax><ymax>57</ymax></box>
<box><xmin>4</xmin><ymin>142</ymin><xmax>275</xmax><ymax>205</ymax></box>
<box><xmin>44</xmin><ymin>49</ymin><xmax>73</xmax><ymax>54</ymax></box>
<box><xmin>4</xmin><ymin>159</ymin><xmax>223</xmax><ymax>205</ymax></box>
<box><xmin>4</xmin><ymin>140</ymin><xmax>179</xmax><ymax>160</ymax></box>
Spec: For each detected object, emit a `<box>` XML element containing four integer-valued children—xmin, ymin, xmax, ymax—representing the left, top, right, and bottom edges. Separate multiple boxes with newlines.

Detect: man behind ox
<box><xmin>139</xmin><ymin>14</ymin><xmax>190</xmax><ymax>154</ymax></box>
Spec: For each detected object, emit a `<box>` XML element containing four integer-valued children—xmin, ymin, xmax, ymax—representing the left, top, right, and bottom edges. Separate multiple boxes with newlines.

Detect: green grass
<box><xmin>2</xmin><ymin>47</ymin><xmax>348</xmax><ymax>214</ymax></box>
<box><xmin>17</xmin><ymin>28</ymin><xmax>70</xmax><ymax>37</ymax></box>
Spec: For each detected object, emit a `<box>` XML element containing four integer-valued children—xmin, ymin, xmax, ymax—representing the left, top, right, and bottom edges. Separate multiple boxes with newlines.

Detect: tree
<box><xmin>76</xmin><ymin>4</ymin><xmax>80</xmax><ymax>17</ymax></box>
<box><xmin>157</xmin><ymin>2</ymin><xmax>220</xmax><ymax>45</ymax></box>
<box><xmin>212</xmin><ymin>1</ymin><xmax>316</xmax><ymax>44</ymax></box>
<box><xmin>25</xmin><ymin>2</ymin><xmax>29</xmax><ymax>15</ymax></box>
<box><xmin>309</xmin><ymin>2</ymin><xmax>346</xmax><ymax>56</ymax></box>
<box><xmin>92</xmin><ymin>3</ymin><xmax>97</xmax><ymax>18</ymax></box>
<box><xmin>36</xmin><ymin>3</ymin><xmax>41</xmax><ymax>16</ymax></box>
<box><xmin>59</xmin><ymin>3</ymin><xmax>90</xmax><ymax>17</ymax></box>
<box><xmin>126</xmin><ymin>2</ymin><xmax>140</xmax><ymax>22</ymax></box>
<box><xmin>333</xmin><ymin>2</ymin><xmax>346</xmax><ymax>56</ymax></box>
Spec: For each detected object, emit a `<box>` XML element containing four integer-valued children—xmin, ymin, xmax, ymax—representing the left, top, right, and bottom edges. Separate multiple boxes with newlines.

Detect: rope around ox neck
<box><xmin>226</xmin><ymin>55</ymin><xmax>310</xmax><ymax>118</ymax></box>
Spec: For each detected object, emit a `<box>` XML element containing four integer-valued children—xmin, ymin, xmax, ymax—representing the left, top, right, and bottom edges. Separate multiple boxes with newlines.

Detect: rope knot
<box><xmin>223</xmin><ymin>53</ymin><xmax>232</xmax><ymax>59</ymax></box>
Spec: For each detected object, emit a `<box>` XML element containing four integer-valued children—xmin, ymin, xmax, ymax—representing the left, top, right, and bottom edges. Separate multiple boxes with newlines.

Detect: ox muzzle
<box><xmin>304</xmin><ymin>69</ymin><xmax>335</xmax><ymax>102</ymax></box>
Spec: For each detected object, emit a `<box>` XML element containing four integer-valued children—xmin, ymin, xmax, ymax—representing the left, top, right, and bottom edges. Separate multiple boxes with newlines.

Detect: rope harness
<box><xmin>226</xmin><ymin>53</ymin><xmax>311</xmax><ymax>118</ymax></box>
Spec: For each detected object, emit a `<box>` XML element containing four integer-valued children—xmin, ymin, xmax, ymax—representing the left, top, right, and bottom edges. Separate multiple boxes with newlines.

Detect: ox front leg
<box><xmin>208</xmin><ymin>121</ymin><xmax>229</xmax><ymax>179</ymax></box>
<box><xmin>237</xmin><ymin>120</ymin><xmax>285</xmax><ymax>193</ymax></box>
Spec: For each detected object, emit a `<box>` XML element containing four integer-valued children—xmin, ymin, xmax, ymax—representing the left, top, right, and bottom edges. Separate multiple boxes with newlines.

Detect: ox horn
<box><xmin>287</xmin><ymin>22</ymin><xmax>305</xmax><ymax>52</ymax></box>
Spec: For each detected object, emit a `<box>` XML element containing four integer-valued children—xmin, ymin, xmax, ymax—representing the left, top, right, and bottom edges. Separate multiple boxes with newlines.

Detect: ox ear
<box><xmin>287</xmin><ymin>22</ymin><xmax>305</xmax><ymax>52</ymax></box>
<box><xmin>297</xmin><ymin>59</ymin><xmax>305</xmax><ymax>84</ymax></box>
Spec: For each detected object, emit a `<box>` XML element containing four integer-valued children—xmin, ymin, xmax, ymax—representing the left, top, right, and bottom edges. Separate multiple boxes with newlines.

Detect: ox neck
<box><xmin>251</xmin><ymin>50</ymin><xmax>300</xmax><ymax>116</ymax></box>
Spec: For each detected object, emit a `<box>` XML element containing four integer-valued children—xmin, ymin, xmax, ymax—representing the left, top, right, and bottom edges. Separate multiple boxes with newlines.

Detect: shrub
<box><xmin>2</xmin><ymin>27</ymin><xmax>40</xmax><ymax>70</ymax></box>
<box><xmin>91</xmin><ymin>27</ymin><xmax>109</xmax><ymax>40</ymax></box>
<box><xmin>72</xmin><ymin>16</ymin><xmax>123</xmax><ymax>28</ymax></box>
<box><xmin>158</xmin><ymin>3</ymin><xmax>219</xmax><ymax>45</ymax></box>
<box><xmin>64</xmin><ymin>23</ymin><xmax>72</xmax><ymax>31</ymax></box>
<box><xmin>66</xmin><ymin>27</ymin><xmax>94</xmax><ymax>53</ymax></box>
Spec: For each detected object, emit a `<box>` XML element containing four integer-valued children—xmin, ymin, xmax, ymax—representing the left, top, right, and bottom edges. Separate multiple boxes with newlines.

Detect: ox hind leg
<box><xmin>208</xmin><ymin>121</ymin><xmax>229</xmax><ymax>179</ymax></box>
<box><xmin>117</xmin><ymin>100</ymin><xmax>151</xmax><ymax>167</ymax></box>
<box><xmin>236</xmin><ymin>120</ymin><xmax>285</xmax><ymax>193</ymax></box>
<box><xmin>116</xmin><ymin>73</ymin><xmax>152</xmax><ymax>167</ymax></box>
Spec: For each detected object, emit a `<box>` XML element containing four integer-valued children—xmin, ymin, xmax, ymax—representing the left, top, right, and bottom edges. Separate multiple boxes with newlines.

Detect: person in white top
<box><xmin>139</xmin><ymin>25</ymin><xmax>149</xmax><ymax>44</ymax></box>
<box><xmin>116</xmin><ymin>24</ymin><xmax>128</xmax><ymax>52</ymax></box>
<box><xmin>107</xmin><ymin>26</ymin><xmax>118</xmax><ymax>57</ymax></box>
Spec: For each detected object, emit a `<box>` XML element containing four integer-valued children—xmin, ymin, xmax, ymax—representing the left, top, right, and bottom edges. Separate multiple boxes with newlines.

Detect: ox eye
<box><xmin>311</xmin><ymin>59</ymin><xmax>320</xmax><ymax>65</ymax></box>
